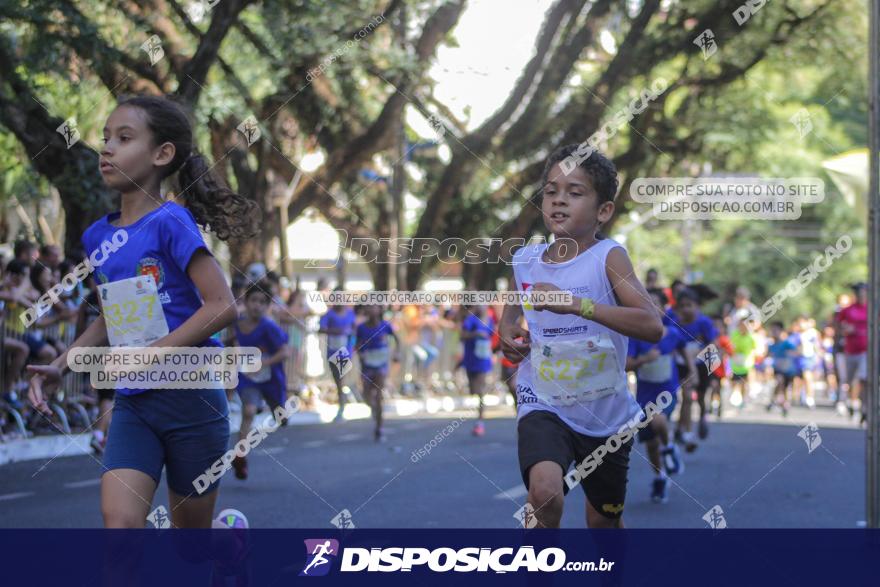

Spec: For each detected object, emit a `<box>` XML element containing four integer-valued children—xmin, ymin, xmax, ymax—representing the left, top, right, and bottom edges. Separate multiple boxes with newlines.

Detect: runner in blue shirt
<box><xmin>626</xmin><ymin>289</ymin><xmax>695</xmax><ymax>503</ymax></box>
<box><xmin>355</xmin><ymin>304</ymin><xmax>400</xmax><ymax>442</ymax></box>
<box><xmin>26</xmin><ymin>95</ymin><xmax>258</xmax><ymax>531</ymax></box>
<box><xmin>461</xmin><ymin>305</ymin><xmax>494</xmax><ymax>437</ymax></box>
<box><xmin>229</xmin><ymin>282</ymin><xmax>290</xmax><ymax>480</ymax></box>
<box><xmin>671</xmin><ymin>287</ymin><xmax>718</xmax><ymax>450</ymax></box>
<box><xmin>767</xmin><ymin>321</ymin><xmax>797</xmax><ymax>417</ymax></box>
<box><xmin>319</xmin><ymin>294</ymin><xmax>357</xmax><ymax>421</ymax></box>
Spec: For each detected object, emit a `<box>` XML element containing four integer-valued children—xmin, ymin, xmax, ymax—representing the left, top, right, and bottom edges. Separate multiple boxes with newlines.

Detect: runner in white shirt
<box><xmin>499</xmin><ymin>144</ymin><xmax>663</xmax><ymax>529</ymax></box>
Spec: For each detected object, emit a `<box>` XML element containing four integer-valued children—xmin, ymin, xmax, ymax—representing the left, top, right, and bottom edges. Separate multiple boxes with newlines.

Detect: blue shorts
<box><xmin>360</xmin><ymin>365</ymin><xmax>389</xmax><ymax>379</ymax></box>
<box><xmin>237</xmin><ymin>385</ymin><xmax>284</xmax><ymax>410</ymax></box>
<box><xmin>636</xmin><ymin>387</ymin><xmax>677</xmax><ymax>443</ymax></box>
<box><xmin>103</xmin><ymin>388</ymin><xmax>230</xmax><ymax>497</ymax></box>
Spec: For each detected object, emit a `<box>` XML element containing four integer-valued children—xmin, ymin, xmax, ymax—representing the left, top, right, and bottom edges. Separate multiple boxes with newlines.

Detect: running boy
<box><xmin>499</xmin><ymin>144</ymin><xmax>663</xmax><ymax>528</ymax></box>
<box><xmin>461</xmin><ymin>304</ymin><xmax>495</xmax><ymax>437</ymax></box>
<box><xmin>669</xmin><ymin>288</ymin><xmax>718</xmax><ymax>447</ymax></box>
<box><xmin>230</xmin><ymin>282</ymin><xmax>291</xmax><ymax>480</ymax></box>
<box><xmin>355</xmin><ymin>304</ymin><xmax>400</xmax><ymax>442</ymax></box>
<box><xmin>767</xmin><ymin>321</ymin><xmax>797</xmax><ymax>416</ymax></box>
<box><xmin>729</xmin><ymin>318</ymin><xmax>757</xmax><ymax>409</ymax></box>
<box><xmin>626</xmin><ymin>289</ymin><xmax>692</xmax><ymax>504</ymax></box>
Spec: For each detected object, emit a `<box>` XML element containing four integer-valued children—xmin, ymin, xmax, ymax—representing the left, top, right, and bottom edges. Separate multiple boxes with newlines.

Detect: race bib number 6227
<box><xmin>530</xmin><ymin>335</ymin><xmax>621</xmax><ymax>405</ymax></box>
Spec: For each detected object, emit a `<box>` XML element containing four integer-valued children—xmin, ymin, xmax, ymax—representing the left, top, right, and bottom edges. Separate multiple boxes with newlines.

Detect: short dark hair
<box><xmin>675</xmin><ymin>287</ymin><xmax>701</xmax><ymax>306</ymax></box>
<box><xmin>541</xmin><ymin>144</ymin><xmax>619</xmax><ymax>204</ymax></box>
<box><xmin>5</xmin><ymin>259</ymin><xmax>28</xmax><ymax>275</ymax></box>
<box><xmin>647</xmin><ymin>287</ymin><xmax>668</xmax><ymax>306</ymax></box>
<box><xmin>245</xmin><ymin>281</ymin><xmax>272</xmax><ymax>301</ymax></box>
<box><xmin>13</xmin><ymin>239</ymin><xmax>34</xmax><ymax>259</ymax></box>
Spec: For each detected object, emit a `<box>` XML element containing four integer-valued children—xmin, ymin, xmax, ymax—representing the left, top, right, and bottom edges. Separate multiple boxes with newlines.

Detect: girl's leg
<box><xmin>239</xmin><ymin>403</ymin><xmax>257</xmax><ymax>442</ymax></box>
<box><xmin>169</xmin><ymin>488</ymin><xmax>220</xmax><ymax>528</ymax></box>
<box><xmin>373</xmin><ymin>372</ymin><xmax>386</xmax><ymax>435</ymax></box>
<box><xmin>646</xmin><ymin>437</ymin><xmax>662</xmax><ymax>475</ymax></box>
<box><xmin>469</xmin><ymin>371</ymin><xmax>486</xmax><ymax>420</ymax></box>
<box><xmin>101</xmin><ymin>469</ymin><xmax>158</xmax><ymax>528</ymax></box>
<box><xmin>330</xmin><ymin>362</ymin><xmax>345</xmax><ymax>417</ymax></box>
<box><xmin>653</xmin><ymin>413</ymin><xmax>669</xmax><ymax>447</ymax></box>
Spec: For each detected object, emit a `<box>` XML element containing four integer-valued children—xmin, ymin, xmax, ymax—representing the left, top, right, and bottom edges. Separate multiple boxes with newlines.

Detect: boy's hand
<box><xmin>641</xmin><ymin>348</ymin><xmax>660</xmax><ymax>363</ymax></box>
<box><xmin>529</xmin><ymin>283</ymin><xmax>577</xmax><ymax>315</ymax></box>
<box><xmin>500</xmin><ymin>322</ymin><xmax>531</xmax><ymax>364</ymax></box>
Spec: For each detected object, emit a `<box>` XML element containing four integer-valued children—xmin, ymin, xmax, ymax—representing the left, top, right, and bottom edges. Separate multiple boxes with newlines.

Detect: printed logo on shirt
<box><xmin>159</xmin><ymin>292</ymin><xmax>172</xmax><ymax>304</ymax></box>
<box><xmin>137</xmin><ymin>257</ymin><xmax>165</xmax><ymax>289</ymax></box>
<box><xmin>516</xmin><ymin>383</ymin><xmax>539</xmax><ymax>405</ymax></box>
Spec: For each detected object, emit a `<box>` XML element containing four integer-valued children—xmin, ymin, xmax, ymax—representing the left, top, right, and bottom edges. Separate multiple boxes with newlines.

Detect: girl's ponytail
<box><xmin>176</xmin><ymin>151</ymin><xmax>260</xmax><ymax>241</ymax></box>
<box><xmin>116</xmin><ymin>95</ymin><xmax>260</xmax><ymax>241</ymax></box>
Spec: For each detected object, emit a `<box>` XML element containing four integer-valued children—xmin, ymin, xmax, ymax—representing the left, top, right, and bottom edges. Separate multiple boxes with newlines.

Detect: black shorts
<box><xmin>776</xmin><ymin>372</ymin><xmax>794</xmax><ymax>389</ymax></box>
<box><xmin>731</xmin><ymin>372</ymin><xmax>748</xmax><ymax>383</ymax></box>
<box><xmin>676</xmin><ymin>361</ymin><xmax>711</xmax><ymax>394</ymax></box>
<box><xmin>517</xmin><ymin>410</ymin><xmax>632</xmax><ymax>520</ymax></box>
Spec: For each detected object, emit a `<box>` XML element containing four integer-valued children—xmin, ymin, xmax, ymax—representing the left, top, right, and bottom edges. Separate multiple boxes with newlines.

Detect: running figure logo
<box><xmin>300</xmin><ymin>539</ymin><xmax>340</xmax><ymax>577</ymax></box>
<box><xmin>330</xmin><ymin>509</ymin><xmax>356</xmax><ymax>529</ymax></box>
<box><xmin>702</xmin><ymin>505</ymin><xmax>727</xmax><ymax>530</ymax></box>
<box><xmin>693</xmin><ymin>29</ymin><xmax>717</xmax><ymax>60</ymax></box>
<box><xmin>237</xmin><ymin>115</ymin><xmax>262</xmax><ymax>147</ymax></box>
<box><xmin>146</xmin><ymin>505</ymin><xmax>171</xmax><ymax>529</ymax></box>
<box><xmin>56</xmin><ymin>118</ymin><xmax>80</xmax><ymax>149</ymax></box>
<box><xmin>140</xmin><ymin>35</ymin><xmax>165</xmax><ymax>65</ymax></box>
<box><xmin>798</xmin><ymin>423</ymin><xmax>822</xmax><ymax>453</ymax></box>
<box><xmin>697</xmin><ymin>344</ymin><xmax>722</xmax><ymax>373</ymax></box>
<box><xmin>330</xmin><ymin>348</ymin><xmax>354</xmax><ymax>378</ymax></box>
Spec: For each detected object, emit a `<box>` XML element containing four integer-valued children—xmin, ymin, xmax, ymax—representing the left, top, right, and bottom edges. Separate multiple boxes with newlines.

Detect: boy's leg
<box><xmin>580</xmin><ymin>433</ymin><xmax>632</xmax><ymax>528</ymax></box>
<box><xmin>646</xmin><ymin>436</ymin><xmax>662</xmax><ymax>475</ymax></box>
<box><xmin>527</xmin><ymin>461</ymin><xmax>565</xmax><ymax>527</ymax></box>
<box><xmin>517</xmin><ymin>411</ymin><xmax>574</xmax><ymax>528</ymax></box>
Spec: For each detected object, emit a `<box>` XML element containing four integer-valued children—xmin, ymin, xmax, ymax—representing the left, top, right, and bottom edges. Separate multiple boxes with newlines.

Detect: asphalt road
<box><xmin>0</xmin><ymin>400</ymin><xmax>865</xmax><ymax>529</ymax></box>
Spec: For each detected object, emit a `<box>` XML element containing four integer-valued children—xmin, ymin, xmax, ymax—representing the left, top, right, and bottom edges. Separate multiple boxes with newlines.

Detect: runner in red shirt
<box><xmin>834</xmin><ymin>282</ymin><xmax>867</xmax><ymax>420</ymax></box>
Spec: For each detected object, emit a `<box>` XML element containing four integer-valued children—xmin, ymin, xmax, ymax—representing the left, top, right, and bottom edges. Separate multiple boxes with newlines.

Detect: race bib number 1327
<box><xmin>101</xmin><ymin>274</ymin><xmax>169</xmax><ymax>347</ymax></box>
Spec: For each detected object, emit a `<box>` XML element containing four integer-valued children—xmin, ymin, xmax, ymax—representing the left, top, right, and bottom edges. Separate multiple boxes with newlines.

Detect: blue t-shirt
<box><xmin>319</xmin><ymin>308</ymin><xmax>356</xmax><ymax>356</ymax></box>
<box><xmin>356</xmin><ymin>320</ymin><xmax>394</xmax><ymax>370</ymax></box>
<box><xmin>356</xmin><ymin>321</ymin><xmax>393</xmax><ymax>350</ymax></box>
<box><xmin>462</xmin><ymin>313</ymin><xmax>494</xmax><ymax>373</ymax></box>
<box><xmin>769</xmin><ymin>339</ymin><xmax>797</xmax><ymax>375</ymax></box>
<box><xmin>628</xmin><ymin>324</ymin><xmax>689</xmax><ymax>403</ymax></box>
<box><xmin>674</xmin><ymin>313</ymin><xmax>718</xmax><ymax>364</ymax></box>
<box><xmin>235</xmin><ymin>317</ymin><xmax>288</xmax><ymax>401</ymax></box>
<box><xmin>81</xmin><ymin>202</ymin><xmax>217</xmax><ymax>395</ymax></box>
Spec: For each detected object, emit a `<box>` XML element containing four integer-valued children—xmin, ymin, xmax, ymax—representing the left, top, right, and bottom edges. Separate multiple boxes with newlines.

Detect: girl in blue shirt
<box><xmin>27</xmin><ymin>95</ymin><xmax>257</xmax><ymax>529</ymax></box>
<box><xmin>355</xmin><ymin>304</ymin><xmax>400</xmax><ymax>442</ymax></box>
<box><xmin>460</xmin><ymin>305</ymin><xmax>495</xmax><ymax>437</ymax></box>
<box><xmin>319</xmin><ymin>295</ymin><xmax>357</xmax><ymax>421</ymax></box>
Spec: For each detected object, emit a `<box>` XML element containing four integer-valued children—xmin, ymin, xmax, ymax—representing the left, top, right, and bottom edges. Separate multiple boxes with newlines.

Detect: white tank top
<box><xmin>512</xmin><ymin>238</ymin><xmax>641</xmax><ymax>437</ymax></box>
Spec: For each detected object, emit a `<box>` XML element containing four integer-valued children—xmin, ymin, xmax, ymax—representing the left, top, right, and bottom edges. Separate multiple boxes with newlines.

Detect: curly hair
<box><xmin>540</xmin><ymin>143</ymin><xmax>620</xmax><ymax>205</ymax></box>
<box><xmin>116</xmin><ymin>95</ymin><xmax>260</xmax><ymax>241</ymax></box>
